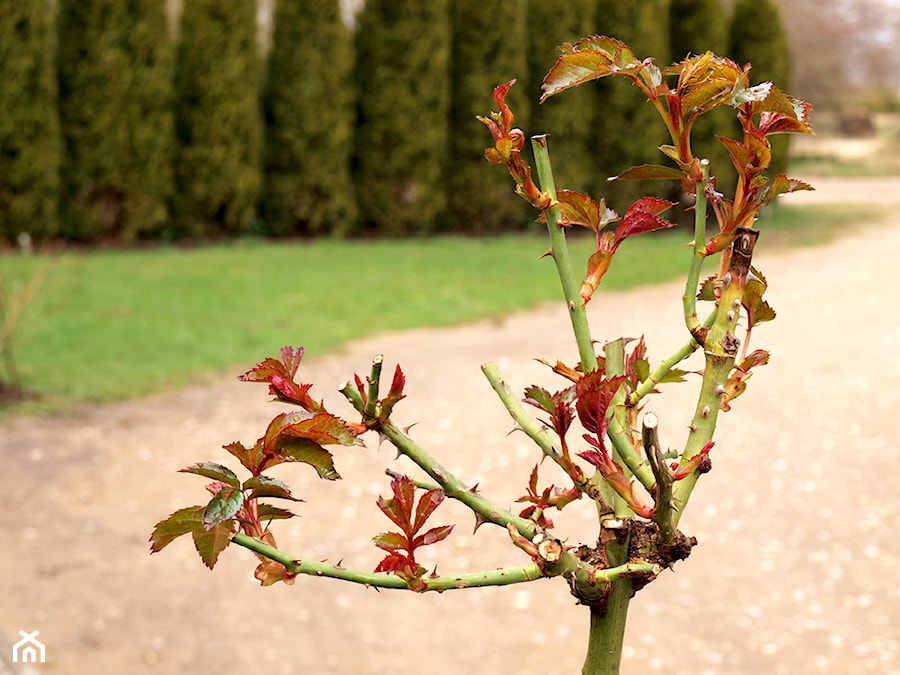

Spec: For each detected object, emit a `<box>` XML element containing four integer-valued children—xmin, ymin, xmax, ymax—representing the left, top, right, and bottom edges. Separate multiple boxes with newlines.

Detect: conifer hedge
<box><xmin>0</xmin><ymin>0</ymin><xmax>61</xmax><ymax>240</ymax></box>
<box><xmin>57</xmin><ymin>0</ymin><xmax>174</xmax><ymax>240</ymax></box>
<box><xmin>729</xmin><ymin>0</ymin><xmax>792</xmax><ymax>178</ymax></box>
<box><xmin>261</xmin><ymin>0</ymin><xmax>357</xmax><ymax>236</ymax></box>
<box><xmin>174</xmin><ymin>1</ymin><xmax>263</xmax><ymax>237</ymax></box>
<box><xmin>353</xmin><ymin>0</ymin><xmax>451</xmax><ymax>235</ymax></box>
<box><xmin>592</xmin><ymin>0</ymin><xmax>671</xmax><ymax>210</ymax></box>
<box><xmin>528</xmin><ymin>0</ymin><xmax>601</xmax><ymax>195</ymax></box>
<box><xmin>448</xmin><ymin>0</ymin><xmax>529</xmax><ymax>232</ymax></box>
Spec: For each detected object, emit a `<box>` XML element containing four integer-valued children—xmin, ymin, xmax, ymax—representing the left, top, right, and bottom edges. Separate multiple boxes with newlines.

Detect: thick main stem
<box><xmin>582</xmin><ymin>582</ymin><xmax>632</xmax><ymax>675</ymax></box>
<box><xmin>530</xmin><ymin>135</ymin><xmax>633</xmax><ymax>675</ymax></box>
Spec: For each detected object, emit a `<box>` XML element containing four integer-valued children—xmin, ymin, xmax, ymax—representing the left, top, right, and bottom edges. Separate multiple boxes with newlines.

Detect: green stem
<box><xmin>684</xmin><ymin>160</ymin><xmax>710</xmax><ymax>341</ymax></box>
<box><xmin>232</xmin><ymin>533</ymin><xmax>544</xmax><ymax>591</ymax></box>
<box><xmin>627</xmin><ymin>309</ymin><xmax>716</xmax><ymax>407</ymax></box>
<box><xmin>671</xmin><ymin>229</ymin><xmax>759</xmax><ymax>524</ymax></box>
<box><xmin>341</xmin><ymin>377</ymin><xmax>539</xmax><ymax>539</ymax></box>
<box><xmin>364</xmin><ymin>354</ymin><xmax>383</xmax><ymax>419</ymax></box>
<box><xmin>481</xmin><ymin>361</ymin><xmax>610</xmax><ymax>506</ymax></box>
<box><xmin>531</xmin><ymin>135</ymin><xmax>598</xmax><ymax>373</ymax></box>
<box><xmin>582</xmin><ymin>582</ymin><xmax>632</xmax><ymax>675</ymax></box>
<box><xmin>603</xmin><ymin>339</ymin><xmax>655</xmax><ymax>493</ymax></box>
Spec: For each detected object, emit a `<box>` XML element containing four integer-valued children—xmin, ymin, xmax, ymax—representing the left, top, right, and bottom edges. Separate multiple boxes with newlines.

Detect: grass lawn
<box><xmin>0</xmin><ymin>202</ymin><xmax>883</xmax><ymax>413</ymax></box>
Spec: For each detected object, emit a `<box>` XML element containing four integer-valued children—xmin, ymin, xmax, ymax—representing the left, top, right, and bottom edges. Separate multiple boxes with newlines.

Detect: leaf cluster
<box><xmin>372</xmin><ymin>475</ymin><xmax>454</xmax><ymax>589</ymax></box>
<box><xmin>150</xmin><ymin>346</ymin><xmax>362</xmax><ymax>584</ymax></box>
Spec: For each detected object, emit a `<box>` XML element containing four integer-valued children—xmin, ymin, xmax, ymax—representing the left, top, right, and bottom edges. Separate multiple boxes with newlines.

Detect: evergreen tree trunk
<box><xmin>0</xmin><ymin>0</ymin><xmax>61</xmax><ymax>241</ymax></box>
<box><xmin>57</xmin><ymin>0</ymin><xmax>174</xmax><ymax>241</ymax></box>
<box><xmin>261</xmin><ymin>0</ymin><xmax>357</xmax><ymax>237</ymax></box>
<box><xmin>448</xmin><ymin>0</ymin><xmax>529</xmax><ymax>232</ymax></box>
<box><xmin>353</xmin><ymin>0</ymin><xmax>451</xmax><ymax>235</ymax></box>
<box><xmin>729</xmin><ymin>0</ymin><xmax>792</xmax><ymax>179</ymax></box>
<box><xmin>174</xmin><ymin>1</ymin><xmax>263</xmax><ymax>237</ymax></box>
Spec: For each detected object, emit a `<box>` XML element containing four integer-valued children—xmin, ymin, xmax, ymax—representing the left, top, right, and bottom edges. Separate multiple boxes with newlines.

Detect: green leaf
<box><xmin>242</xmin><ymin>475</ymin><xmax>302</xmax><ymax>501</ymax></box>
<box><xmin>373</xmin><ymin>531</ymin><xmax>408</xmax><ymax>552</ymax></box>
<box><xmin>256</xmin><ymin>504</ymin><xmax>297</xmax><ymax>522</ymax></box>
<box><xmin>697</xmin><ymin>275</ymin><xmax>718</xmax><ymax>301</ymax></box>
<box><xmin>614</xmin><ymin>164</ymin><xmax>687</xmax><ymax>181</ymax></box>
<box><xmin>632</xmin><ymin>358</ymin><xmax>650</xmax><ymax>383</ymax></box>
<box><xmin>149</xmin><ymin>505</ymin><xmax>204</xmax><ymax>553</ymax></box>
<box><xmin>524</xmin><ymin>385</ymin><xmax>555</xmax><ymax>413</ymax></box>
<box><xmin>743</xmin><ymin>267</ymin><xmax>776</xmax><ymax>327</ymax></box>
<box><xmin>203</xmin><ymin>487</ymin><xmax>244</xmax><ymax>530</ymax></box>
<box><xmin>179</xmin><ymin>462</ymin><xmax>241</xmax><ymax>489</ymax></box>
<box><xmin>276</xmin><ymin>437</ymin><xmax>341</xmax><ymax>480</ymax></box>
<box><xmin>192</xmin><ymin>522</ymin><xmax>234</xmax><ymax>569</ymax></box>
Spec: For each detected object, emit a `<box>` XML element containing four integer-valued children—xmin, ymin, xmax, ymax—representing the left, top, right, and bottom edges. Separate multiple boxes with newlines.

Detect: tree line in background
<box><xmin>0</xmin><ymin>0</ymin><xmax>789</xmax><ymax>242</ymax></box>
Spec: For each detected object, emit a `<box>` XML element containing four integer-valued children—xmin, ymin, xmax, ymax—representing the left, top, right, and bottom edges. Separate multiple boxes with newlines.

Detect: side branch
<box><xmin>481</xmin><ymin>361</ymin><xmax>611</xmax><ymax>506</ymax></box>
<box><xmin>531</xmin><ymin>135</ymin><xmax>599</xmax><ymax>373</ymax></box>
<box><xmin>232</xmin><ymin>533</ymin><xmax>545</xmax><ymax>591</ymax></box>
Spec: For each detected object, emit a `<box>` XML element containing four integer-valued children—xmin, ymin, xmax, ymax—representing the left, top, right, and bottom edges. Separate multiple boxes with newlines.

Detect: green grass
<box><xmin>0</xmin><ymin>202</ymin><xmax>884</xmax><ymax>413</ymax></box>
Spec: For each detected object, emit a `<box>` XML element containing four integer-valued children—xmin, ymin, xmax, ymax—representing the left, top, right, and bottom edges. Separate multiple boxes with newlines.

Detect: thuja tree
<box><xmin>592</xmin><ymin>0</ymin><xmax>670</xmax><ymax>208</ymax></box>
<box><xmin>447</xmin><ymin>0</ymin><xmax>529</xmax><ymax>232</ymax></box>
<box><xmin>353</xmin><ymin>0</ymin><xmax>450</xmax><ymax>235</ymax></box>
<box><xmin>57</xmin><ymin>0</ymin><xmax>174</xmax><ymax>240</ymax></box>
<box><xmin>0</xmin><ymin>0</ymin><xmax>61</xmax><ymax>241</ymax></box>
<box><xmin>152</xmin><ymin>36</ymin><xmax>813</xmax><ymax>673</ymax></box>
<box><xmin>260</xmin><ymin>0</ymin><xmax>357</xmax><ymax>237</ymax></box>
<box><xmin>527</xmin><ymin>0</ymin><xmax>599</xmax><ymax>193</ymax></box>
<box><xmin>729</xmin><ymin>0</ymin><xmax>792</xmax><ymax>180</ymax></box>
<box><xmin>173</xmin><ymin>0</ymin><xmax>262</xmax><ymax>237</ymax></box>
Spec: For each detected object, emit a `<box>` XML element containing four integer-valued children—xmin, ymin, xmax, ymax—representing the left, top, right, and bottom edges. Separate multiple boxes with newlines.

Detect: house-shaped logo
<box><xmin>12</xmin><ymin>630</ymin><xmax>45</xmax><ymax>663</ymax></box>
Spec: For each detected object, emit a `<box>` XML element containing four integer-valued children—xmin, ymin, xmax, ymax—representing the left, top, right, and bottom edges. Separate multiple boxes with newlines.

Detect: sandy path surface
<box><xmin>1</xmin><ymin>182</ymin><xmax>898</xmax><ymax>674</ymax></box>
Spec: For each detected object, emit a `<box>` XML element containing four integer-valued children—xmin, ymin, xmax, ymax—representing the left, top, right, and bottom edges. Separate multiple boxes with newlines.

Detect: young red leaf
<box><xmin>760</xmin><ymin>174</ymin><xmax>814</xmax><ymax>205</ymax></box>
<box><xmin>614</xmin><ymin>197</ymin><xmax>677</xmax><ymax>245</ymax></box>
<box><xmin>238</xmin><ymin>346</ymin><xmax>322</xmax><ymax>412</ymax></box>
<box><xmin>413</xmin><ymin>524</ymin><xmax>454</xmax><ymax>548</ymax></box>
<box><xmin>223</xmin><ymin>440</ymin><xmax>264</xmax><ymax>476</ymax></box>
<box><xmin>575</xmin><ymin>372</ymin><xmax>627</xmax><ymax>438</ymax></box>
<box><xmin>541</xmin><ymin>35</ymin><xmax>638</xmax><ymax>101</ymax></box>
<box><xmin>378</xmin><ymin>364</ymin><xmax>406</xmax><ymax>420</ymax></box>
<box><xmin>179</xmin><ymin>462</ymin><xmax>241</xmax><ymax>489</ymax></box>
<box><xmin>721</xmin><ymin>350</ymin><xmax>770</xmax><ymax>411</ymax></box>
<box><xmin>580</xmin><ymin>232</ymin><xmax>617</xmax><ymax>305</ymax></box>
<box><xmin>203</xmin><ymin>485</ymin><xmax>244</xmax><ymax>530</ymax></box>
<box><xmin>553</xmin><ymin>190</ymin><xmax>617</xmax><ymax>232</ymax></box>
<box><xmin>577</xmin><ymin>447</ymin><xmax>653</xmax><ymax>519</ymax></box>
<box><xmin>192</xmin><ymin>521</ymin><xmax>234</xmax><ymax>569</ymax></box>
<box><xmin>413</xmin><ymin>488</ymin><xmax>446</xmax><ymax>533</ymax></box>
<box><xmin>149</xmin><ymin>505</ymin><xmax>205</xmax><ymax>553</ymax></box>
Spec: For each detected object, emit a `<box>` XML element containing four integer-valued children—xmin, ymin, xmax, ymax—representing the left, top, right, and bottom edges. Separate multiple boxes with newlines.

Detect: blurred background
<box><xmin>3</xmin><ymin>0</ymin><xmax>899</xmax><ymax>245</ymax></box>
<box><xmin>2</xmin><ymin>2</ymin><xmax>900</xmax><ymax>673</ymax></box>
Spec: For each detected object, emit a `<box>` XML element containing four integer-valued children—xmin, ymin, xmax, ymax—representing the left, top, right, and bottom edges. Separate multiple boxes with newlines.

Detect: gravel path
<box><xmin>1</xmin><ymin>181</ymin><xmax>898</xmax><ymax>674</ymax></box>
